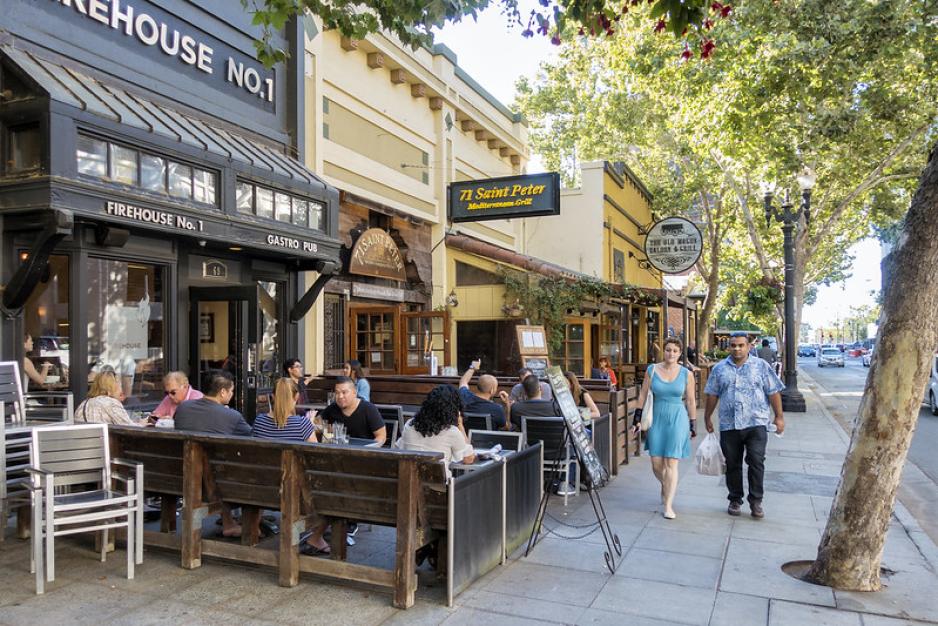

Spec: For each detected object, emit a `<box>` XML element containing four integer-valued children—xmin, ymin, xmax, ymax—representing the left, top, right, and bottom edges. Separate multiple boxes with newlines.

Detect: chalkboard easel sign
<box><xmin>545</xmin><ymin>366</ymin><xmax>608</xmax><ymax>487</ymax></box>
<box><xmin>522</xmin><ymin>356</ymin><xmax>549</xmax><ymax>379</ymax></box>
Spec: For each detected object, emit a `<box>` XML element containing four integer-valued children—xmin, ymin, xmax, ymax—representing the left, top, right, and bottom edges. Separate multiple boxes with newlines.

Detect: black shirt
<box><xmin>510</xmin><ymin>398</ymin><xmax>560</xmax><ymax>431</ymax></box>
<box><xmin>321</xmin><ymin>399</ymin><xmax>385</xmax><ymax>439</ymax></box>
<box><xmin>174</xmin><ymin>398</ymin><xmax>252</xmax><ymax>436</ymax></box>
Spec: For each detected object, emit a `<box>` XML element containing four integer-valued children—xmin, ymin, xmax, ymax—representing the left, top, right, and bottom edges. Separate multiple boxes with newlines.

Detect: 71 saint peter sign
<box><xmin>643</xmin><ymin>216</ymin><xmax>703</xmax><ymax>274</ymax></box>
<box><xmin>448</xmin><ymin>173</ymin><xmax>560</xmax><ymax>223</ymax></box>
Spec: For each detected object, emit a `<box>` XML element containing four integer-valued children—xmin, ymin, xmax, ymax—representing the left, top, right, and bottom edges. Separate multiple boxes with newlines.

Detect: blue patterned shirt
<box><xmin>704</xmin><ymin>356</ymin><xmax>785</xmax><ymax>431</ymax></box>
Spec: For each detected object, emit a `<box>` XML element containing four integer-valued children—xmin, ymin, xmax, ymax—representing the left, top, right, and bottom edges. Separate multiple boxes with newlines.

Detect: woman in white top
<box><xmin>75</xmin><ymin>371</ymin><xmax>142</xmax><ymax>426</ymax></box>
<box><xmin>397</xmin><ymin>385</ymin><xmax>475</xmax><ymax>479</ymax></box>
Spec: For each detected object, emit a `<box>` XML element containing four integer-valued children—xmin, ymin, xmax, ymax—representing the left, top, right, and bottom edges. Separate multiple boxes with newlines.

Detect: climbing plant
<box><xmin>500</xmin><ymin>268</ymin><xmax>613</xmax><ymax>354</ymax></box>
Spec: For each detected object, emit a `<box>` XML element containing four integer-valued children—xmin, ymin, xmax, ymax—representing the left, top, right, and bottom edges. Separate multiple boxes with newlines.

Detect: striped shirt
<box><xmin>251</xmin><ymin>413</ymin><xmax>315</xmax><ymax>442</ymax></box>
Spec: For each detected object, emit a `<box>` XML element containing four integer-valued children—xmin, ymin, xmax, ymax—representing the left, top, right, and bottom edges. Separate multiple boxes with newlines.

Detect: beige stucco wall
<box><xmin>300</xmin><ymin>20</ymin><xmax>530</xmax><ymax>373</ymax></box>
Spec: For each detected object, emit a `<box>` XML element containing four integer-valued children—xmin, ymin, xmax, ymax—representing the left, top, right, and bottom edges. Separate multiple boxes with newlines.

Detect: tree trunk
<box><xmin>805</xmin><ymin>145</ymin><xmax>938</xmax><ymax>590</ymax></box>
<box><xmin>697</xmin><ymin>251</ymin><xmax>721</xmax><ymax>352</ymax></box>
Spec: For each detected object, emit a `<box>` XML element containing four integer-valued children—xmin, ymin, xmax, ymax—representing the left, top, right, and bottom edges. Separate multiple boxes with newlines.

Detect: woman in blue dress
<box><xmin>632</xmin><ymin>337</ymin><xmax>697</xmax><ymax>519</ymax></box>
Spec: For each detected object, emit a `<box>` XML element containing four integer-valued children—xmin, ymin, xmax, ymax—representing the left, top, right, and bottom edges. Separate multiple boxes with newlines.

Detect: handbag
<box><xmin>640</xmin><ymin>365</ymin><xmax>654</xmax><ymax>432</ymax></box>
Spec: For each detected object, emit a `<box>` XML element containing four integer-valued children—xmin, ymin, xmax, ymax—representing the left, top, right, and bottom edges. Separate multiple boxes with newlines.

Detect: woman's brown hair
<box><xmin>663</xmin><ymin>337</ymin><xmax>684</xmax><ymax>352</ymax></box>
<box><xmin>272</xmin><ymin>377</ymin><xmax>298</xmax><ymax>428</ymax></box>
<box><xmin>564</xmin><ymin>371</ymin><xmax>583</xmax><ymax>401</ymax></box>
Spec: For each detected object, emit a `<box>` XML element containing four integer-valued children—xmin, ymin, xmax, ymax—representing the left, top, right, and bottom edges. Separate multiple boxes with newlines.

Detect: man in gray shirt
<box><xmin>174</xmin><ymin>370</ymin><xmax>252</xmax><ymax>436</ymax></box>
<box><xmin>174</xmin><ymin>370</ymin><xmax>251</xmax><ymax>538</ymax></box>
<box><xmin>509</xmin><ymin>367</ymin><xmax>553</xmax><ymax>403</ymax></box>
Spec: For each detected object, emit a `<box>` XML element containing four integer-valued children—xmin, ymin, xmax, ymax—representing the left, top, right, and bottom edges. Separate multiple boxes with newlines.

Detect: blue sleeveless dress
<box><xmin>644</xmin><ymin>365</ymin><xmax>691</xmax><ymax>459</ymax></box>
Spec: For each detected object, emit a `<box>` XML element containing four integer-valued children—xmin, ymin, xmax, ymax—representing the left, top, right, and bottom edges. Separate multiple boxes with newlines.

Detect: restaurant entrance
<box><xmin>189</xmin><ymin>285</ymin><xmax>280</xmax><ymax>422</ymax></box>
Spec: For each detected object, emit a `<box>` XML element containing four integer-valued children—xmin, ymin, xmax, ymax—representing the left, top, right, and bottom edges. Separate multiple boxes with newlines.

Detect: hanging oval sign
<box><xmin>643</xmin><ymin>217</ymin><xmax>703</xmax><ymax>274</ymax></box>
<box><xmin>348</xmin><ymin>228</ymin><xmax>407</xmax><ymax>281</ymax></box>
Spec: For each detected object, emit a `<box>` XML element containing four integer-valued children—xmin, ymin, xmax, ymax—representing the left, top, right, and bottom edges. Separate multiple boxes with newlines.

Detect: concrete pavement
<box><xmin>3</xmin><ymin>377</ymin><xmax>938</xmax><ymax>625</ymax></box>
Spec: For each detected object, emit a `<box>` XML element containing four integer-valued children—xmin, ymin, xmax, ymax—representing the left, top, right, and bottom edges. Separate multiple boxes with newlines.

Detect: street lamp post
<box><xmin>764</xmin><ymin>167</ymin><xmax>816</xmax><ymax>413</ymax></box>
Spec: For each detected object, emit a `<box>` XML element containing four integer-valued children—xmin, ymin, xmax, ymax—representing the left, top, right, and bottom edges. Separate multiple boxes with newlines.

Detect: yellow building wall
<box><xmin>602</xmin><ymin>164</ymin><xmax>661</xmax><ymax>289</ymax></box>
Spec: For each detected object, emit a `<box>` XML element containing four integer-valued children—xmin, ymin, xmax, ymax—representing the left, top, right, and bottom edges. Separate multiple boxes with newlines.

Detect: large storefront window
<box><xmin>23</xmin><ymin>254</ymin><xmax>70</xmax><ymax>392</ymax></box>
<box><xmin>87</xmin><ymin>259</ymin><xmax>165</xmax><ymax>405</ymax></box>
<box><xmin>646</xmin><ymin>310</ymin><xmax>661</xmax><ymax>363</ymax></box>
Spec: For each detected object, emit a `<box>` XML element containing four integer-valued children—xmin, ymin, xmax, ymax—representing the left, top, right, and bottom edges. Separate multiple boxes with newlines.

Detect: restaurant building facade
<box><xmin>1</xmin><ymin>1</ymin><xmax>342</xmax><ymax>418</ymax></box>
<box><xmin>300</xmin><ymin>24</ymin><xmax>531</xmax><ymax>375</ymax></box>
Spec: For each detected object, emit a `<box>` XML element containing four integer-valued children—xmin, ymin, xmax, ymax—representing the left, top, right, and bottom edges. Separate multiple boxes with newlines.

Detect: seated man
<box><xmin>458</xmin><ymin>360</ymin><xmax>509</xmax><ymax>430</ymax></box>
<box><xmin>174</xmin><ymin>370</ymin><xmax>251</xmax><ymax>436</ymax></box>
<box><xmin>508</xmin><ymin>367</ymin><xmax>553</xmax><ymax>403</ymax></box>
<box><xmin>510</xmin><ymin>374</ymin><xmax>561</xmax><ymax>431</ymax></box>
<box><xmin>173</xmin><ymin>370</ymin><xmax>251</xmax><ymax>538</ymax></box>
<box><xmin>152</xmin><ymin>371</ymin><xmax>203</xmax><ymax>418</ymax></box>
<box><xmin>319</xmin><ymin>377</ymin><xmax>386</xmax><ymax>444</ymax></box>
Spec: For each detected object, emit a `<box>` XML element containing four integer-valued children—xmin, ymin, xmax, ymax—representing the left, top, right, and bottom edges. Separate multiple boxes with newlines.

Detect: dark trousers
<box><xmin>720</xmin><ymin>426</ymin><xmax>767</xmax><ymax>504</ymax></box>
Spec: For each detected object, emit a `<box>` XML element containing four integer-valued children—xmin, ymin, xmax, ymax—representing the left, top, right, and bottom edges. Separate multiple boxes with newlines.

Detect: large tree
<box><xmin>254</xmin><ymin>0</ymin><xmax>938</xmax><ymax>592</ymax></box>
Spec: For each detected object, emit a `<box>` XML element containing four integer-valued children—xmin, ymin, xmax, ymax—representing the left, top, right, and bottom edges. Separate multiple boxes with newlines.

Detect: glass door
<box><xmin>401</xmin><ymin>311</ymin><xmax>449</xmax><ymax>375</ymax></box>
<box><xmin>189</xmin><ymin>286</ymin><xmax>264</xmax><ymax>421</ymax></box>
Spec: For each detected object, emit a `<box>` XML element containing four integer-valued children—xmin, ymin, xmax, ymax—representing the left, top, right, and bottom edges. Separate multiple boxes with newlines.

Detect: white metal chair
<box><xmin>26</xmin><ymin>423</ymin><xmax>143</xmax><ymax>593</ymax></box>
<box><xmin>0</xmin><ymin>361</ymin><xmax>74</xmax><ymax>425</ymax></box>
<box><xmin>521</xmin><ymin>416</ymin><xmax>579</xmax><ymax>506</ymax></box>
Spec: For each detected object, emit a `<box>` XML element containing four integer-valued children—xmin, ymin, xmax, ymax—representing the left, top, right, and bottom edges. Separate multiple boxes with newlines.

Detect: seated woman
<box><xmin>565</xmin><ymin>371</ymin><xmax>601</xmax><ymax>419</ymax></box>
<box><xmin>75</xmin><ymin>371</ymin><xmax>143</xmax><ymax>426</ymax></box>
<box><xmin>253</xmin><ymin>378</ymin><xmax>317</xmax><ymax>442</ymax></box>
<box><xmin>396</xmin><ymin>385</ymin><xmax>475</xmax><ymax>479</ymax></box>
<box><xmin>343</xmin><ymin>359</ymin><xmax>370</xmax><ymax>401</ymax></box>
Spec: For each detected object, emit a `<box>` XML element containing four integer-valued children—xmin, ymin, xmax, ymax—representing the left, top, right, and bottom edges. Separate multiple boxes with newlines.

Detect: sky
<box><xmin>435</xmin><ymin>6</ymin><xmax>882</xmax><ymax>331</ymax></box>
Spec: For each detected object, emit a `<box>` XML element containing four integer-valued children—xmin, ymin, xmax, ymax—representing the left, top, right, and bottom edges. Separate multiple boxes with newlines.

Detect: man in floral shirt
<box><xmin>704</xmin><ymin>331</ymin><xmax>785</xmax><ymax>519</ymax></box>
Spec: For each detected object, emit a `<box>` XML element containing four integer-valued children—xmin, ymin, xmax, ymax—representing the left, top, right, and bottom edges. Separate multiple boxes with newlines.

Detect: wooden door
<box><xmin>400</xmin><ymin>311</ymin><xmax>450</xmax><ymax>375</ymax></box>
<box><xmin>348</xmin><ymin>306</ymin><xmax>400</xmax><ymax>374</ymax></box>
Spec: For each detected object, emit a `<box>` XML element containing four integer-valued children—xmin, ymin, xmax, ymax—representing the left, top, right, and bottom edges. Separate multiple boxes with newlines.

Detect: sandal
<box><xmin>299</xmin><ymin>542</ymin><xmax>331</xmax><ymax>557</ymax></box>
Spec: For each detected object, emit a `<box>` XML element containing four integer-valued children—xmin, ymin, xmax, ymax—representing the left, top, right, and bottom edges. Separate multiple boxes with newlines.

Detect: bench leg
<box><xmin>329</xmin><ymin>519</ymin><xmax>347</xmax><ymax>561</ymax></box>
<box><xmin>160</xmin><ymin>496</ymin><xmax>177</xmax><ymax>534</ymax></box>
<box><xmin>393</xmin><ymin>460</ymin><xmax>418</xmax><ymax>609</ymax></box>
<box><xmin>181</xmin><ymin>442</ymin><xmax>204</xmax><ymax>569</ymax></box>
<box><xmin>241</xmin><ymin>506</ymin><xmax>261</xmax><ymax>547</ymax></box>
<box><xmin>279</xmin><ymin>450</ymin><xmax>301</xmax><ymax>587</ymax></box>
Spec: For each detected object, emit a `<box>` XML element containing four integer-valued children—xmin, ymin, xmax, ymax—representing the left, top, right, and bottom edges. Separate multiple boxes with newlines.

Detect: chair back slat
<box><xmin>468</xmin><ymin>430</ymin><xmax>523</xmax><ymax>452</ymax></box>
<box><xmin>521</xmin><ymin>416</ymin><xmax>568</xmax><ymax>461</ymax></box>
<box><xmin>32</xmin><ymin>424</ymin><xmax>110</xmax><ymax>486</ymax></box>
<box><xmin>464</xmin><ymin>412</ymin><xmax>493</xmax><ymax>432</ymax></box>
<box><xmin>0</xmin><ymin>362</ymin><xmax>26</xmax><ymax>423</ymax></box>
<box><xmin>374</xmin><ymin>404</ymin><xmax>403</xmax><ymax>446</ymax></box>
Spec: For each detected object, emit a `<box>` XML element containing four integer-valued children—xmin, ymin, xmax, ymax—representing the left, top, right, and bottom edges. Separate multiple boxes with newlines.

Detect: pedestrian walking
<box><xmin>631</xmin><ymin>337</ymin><xmax>697</xmax><ymax>519</ymax></box>
<box><xmin>703</xmin><ymin>331</ymin><xmax>785</xmax><ymax>519</ymax></box>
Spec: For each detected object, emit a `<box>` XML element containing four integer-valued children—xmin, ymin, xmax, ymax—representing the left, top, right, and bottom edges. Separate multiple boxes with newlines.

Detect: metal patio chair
<box><xmin>521</xmin><ymin>416</ymin><xmax>579</xmax><ymax>506</ymax></box>
<box><xmin>463</xmin><ymin>412</ymin><xmax>493</xmax><ymax>433</ymax></box>
<box><xmin>468</xmin><ymin>429</ymin><xmax>523</xmax><ymax>452</ymax></box>
<box><xmin>26</xmin><ymin>423</ymin><xmax>143</xmax><ymax>593</ymax></box>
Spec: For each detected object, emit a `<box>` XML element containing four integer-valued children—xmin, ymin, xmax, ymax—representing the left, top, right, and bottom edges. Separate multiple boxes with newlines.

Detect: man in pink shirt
<box><xmin>152</xmin><ymin>371</ymin><xmax>203</xmax><ymax>418</ymax></box>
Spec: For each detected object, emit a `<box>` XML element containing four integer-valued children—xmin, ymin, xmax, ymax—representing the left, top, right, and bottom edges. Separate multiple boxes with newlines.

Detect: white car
<box><xmin>862</xmin><ymin>348</ymin><xmax>873</xmax><ymax>367</ymax></box>
<box><xmin>817</xmin><ymin>347</ymin><xmax>845</xmax><ymax>368</ymax></box>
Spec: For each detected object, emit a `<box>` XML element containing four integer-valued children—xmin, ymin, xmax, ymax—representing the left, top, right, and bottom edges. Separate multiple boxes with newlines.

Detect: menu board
<box><xmin>516</xmin><ymin>325</ymin><xmax>549</xmax><ymax>356</ymax></box>
<box><xmin>546</xmin><ymin>366</ymin><xmax>608</xmax><ymax>488</ymax></box>
<box><xmin>523</xmin><ymin>356</ymin><xmax>550</xmax><ymax>379</ymax></box>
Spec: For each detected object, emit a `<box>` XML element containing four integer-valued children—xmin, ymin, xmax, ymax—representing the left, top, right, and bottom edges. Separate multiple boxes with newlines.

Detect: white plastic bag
<box><xmin>695</xmin><ymin>432</ymin><xmax>725</xmax><ymax>476</ymax></box>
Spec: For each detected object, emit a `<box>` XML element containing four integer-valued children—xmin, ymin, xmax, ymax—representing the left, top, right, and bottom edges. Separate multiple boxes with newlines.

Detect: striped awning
<box><xmin>2</xmin><ymin>44</ymin><xmax>325</xmax><ymax>191</ymax></box>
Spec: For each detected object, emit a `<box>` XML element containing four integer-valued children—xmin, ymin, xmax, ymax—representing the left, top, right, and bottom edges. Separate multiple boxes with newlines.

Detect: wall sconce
<box><xmin>446</xmin><ymin>289</ymin><xmax>459</xmax><ymax>308</ymax></box>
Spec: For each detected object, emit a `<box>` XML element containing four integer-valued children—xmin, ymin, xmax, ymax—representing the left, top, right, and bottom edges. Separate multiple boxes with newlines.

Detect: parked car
<box><xmin>818</xmin><ymin>347</ymin><xmax>845</xmax><ymax>368</ymax></box>
<box><xmin>798</xmin><ymin>344</ymin><xmax>816</xmax><ymax>357</ymax></box>
<box><xmin>862</xmin><ymin>348</ymin><xmax>874</xmax><ymax>367</ymax></box>
<box><xmin>928</xmin><ymin>353</ymin><xmax>938</xmax><ymax>415</ymax></box>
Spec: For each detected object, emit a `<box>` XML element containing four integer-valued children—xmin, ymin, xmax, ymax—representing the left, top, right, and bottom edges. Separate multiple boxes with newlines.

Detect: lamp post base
<box><xmin>781</xmin><ymin>388</ymin><xmax>806</xmax><ymax>413</ymax></box>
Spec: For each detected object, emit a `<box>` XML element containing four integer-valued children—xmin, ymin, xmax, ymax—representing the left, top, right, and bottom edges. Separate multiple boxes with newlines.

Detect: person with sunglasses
<box><xmin>151</xmin><ymin>371</ymin><xmax>204</xmax><ymax>419</ymax></box>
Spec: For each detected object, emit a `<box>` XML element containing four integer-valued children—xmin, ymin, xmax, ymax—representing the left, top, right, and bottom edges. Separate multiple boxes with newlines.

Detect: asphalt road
<box><xmin>801</xmin><ymin>355</ymin><xmax>938</xmax><ymax>545</ymax></box>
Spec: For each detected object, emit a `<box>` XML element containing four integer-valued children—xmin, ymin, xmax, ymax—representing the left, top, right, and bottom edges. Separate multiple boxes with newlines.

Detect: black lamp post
<box><xmin>764</xmin><ymin>167</ymin><xmax>816</xmax><ymax>413</ymax></box>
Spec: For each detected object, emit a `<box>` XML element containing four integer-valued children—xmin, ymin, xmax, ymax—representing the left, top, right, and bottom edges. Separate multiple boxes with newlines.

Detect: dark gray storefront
<box><xmin>0</xmin><ymin>0</ymin><xmax>340</xmax><ymax>418</ymax></box>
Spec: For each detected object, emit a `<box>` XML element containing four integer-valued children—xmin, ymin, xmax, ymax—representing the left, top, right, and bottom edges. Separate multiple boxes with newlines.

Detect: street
<box><xmin>799</xmin><ymin>354</ymin><xmax>938</xmax><ymax>548</ymax></box>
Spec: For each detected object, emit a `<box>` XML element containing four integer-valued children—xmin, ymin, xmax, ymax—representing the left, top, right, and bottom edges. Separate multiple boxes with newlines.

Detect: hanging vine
<box><xmin>499</xmin><ymin>267</ymin><xmax>614</xmax><ymax>354</ymax></box>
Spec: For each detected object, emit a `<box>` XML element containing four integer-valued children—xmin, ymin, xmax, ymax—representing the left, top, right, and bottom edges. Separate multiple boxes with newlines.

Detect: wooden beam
<box><xmin>340</xmin><ymin>37</ymin><xmax>359</xmax><ymax>51</ymax></box>
<box><xmin>366</xmin><ymin>52</ymin><xmax>384</xmax><ymax>69</ymax></box>
<box><xmin>241</xmin><ymin>506</ymin><xmax>261</xmax><ymax>547</ymax></box>
<box><xmin>279</xmin><ymin>449</ymin><xmax>301</xmax><ymax>587</ymax></box>
<box><xmin>510</xmin><ymin>155</ymin><xmax>521</xmax><ymax>166</ymax></box>
<box><xmin>298</xmin><ymin>555</ymin><xmax>395</xmax><ymax>587</ymax></box>
<box><xmin>410</xmin><ymin>83</ymin><xmax>426</xmax><ymax>98</ymax></box>
<box><xmin>390</xmin><ymin>69</ymin><xmax>406</xmax><ymax>84</ymax></box>
<box><xmin>474</xmin><ymin>130</ymin><xmax>486</xmax><ymax>141</ymax></box>
<box><xmin>487</xmin><ymin>139</ymin><xmax>499</xmax><ymax>149</ymax></box>
<box><xmin>181</xmin><ymin>441</ymin><xmax>204</xmax><ymax>569</ymax></box>
<box><xmin>500</xmin><ymin>147</ymin><xmax>511</xmax><ymax>157</ymax></box>
<box><xmin>460</xmin><ymin>120</ymin><xmax>476</xmax><ymax>132</ymax></box>
<box><xmin>393</xmin><ymin>460</ymin><xmax>419</xmax><ymax>609</ymax></box>
<box><xmin>429</xmin><ymin>97</ymin><xmax>443</xmax><ymax>111</ymax></box>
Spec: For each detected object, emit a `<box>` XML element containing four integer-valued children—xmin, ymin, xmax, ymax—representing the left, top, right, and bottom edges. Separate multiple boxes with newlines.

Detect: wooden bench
<box><xmin>108</xmin><ymin>427</ymin><xmax>541</xmax><ymax>608</ymax></box>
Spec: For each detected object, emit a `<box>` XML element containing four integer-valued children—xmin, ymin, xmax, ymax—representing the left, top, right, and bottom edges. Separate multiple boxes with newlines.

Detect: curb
<box><xmin>798</xmin><ymin>367</ymin><xmax>938</xmax><ymax>575</ymax></box>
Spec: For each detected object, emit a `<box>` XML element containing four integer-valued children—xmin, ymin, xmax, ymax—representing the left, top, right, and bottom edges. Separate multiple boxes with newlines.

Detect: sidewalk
<box><xmin>3</xmin><ymin>379</ymin><xmax>938</xmax><ymax>625</ymax></box>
